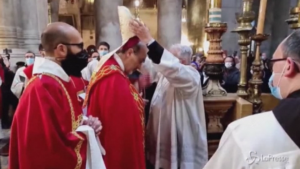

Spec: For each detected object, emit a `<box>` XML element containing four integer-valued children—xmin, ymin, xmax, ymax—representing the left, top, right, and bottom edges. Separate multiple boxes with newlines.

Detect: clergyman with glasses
<box><xmin>203</xmin><ymin>29</ymin><xmax>300</xmax><ymax>169</ymax></box>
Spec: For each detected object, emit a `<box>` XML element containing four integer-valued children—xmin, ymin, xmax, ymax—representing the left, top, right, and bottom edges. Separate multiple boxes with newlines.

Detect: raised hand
<box><xmin>129</xmin><ymin>19</ymin><xmax>153</xmax><ymax>44</ymax></box>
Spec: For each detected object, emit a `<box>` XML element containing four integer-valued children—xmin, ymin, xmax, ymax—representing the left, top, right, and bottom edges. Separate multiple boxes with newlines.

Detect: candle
<box><xmin>210</xmin><ymin>0</ymin><xmax>222</xmax><ymax>8</ymax></box>
<box><xmin>242</xmin><ymin>0</ymin><xmax>253</xmax><ymax>13</ymax></box>
<box><xmin>257</xmin><ymin>0</ymin><xmax>267</xmax><ymax>34</ymax></box>
<box><xmin>209</xmin><ymin>0</ymin><xmax>222</xmax><ymax>23</ymax></box>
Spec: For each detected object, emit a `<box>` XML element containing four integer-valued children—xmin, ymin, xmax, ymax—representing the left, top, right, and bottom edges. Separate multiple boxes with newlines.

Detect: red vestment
<box><xmin>84</xmin><ymin>56</ymin><xmax>146</xmax><ymax>169</ymax></box>
<box><xmin>9</xmin><ymin>74</ymin><xmax>87</xmax><ymax>169</ymax></box>
<box><xmin>70</xmin><ymin>76</ymin><xmax>88</xmax><ymax>106</ymax></box>
<box><xmin>0</xmin><ymin>65</ymin><xmax>4</xmax><ymax>119</ymax></box>
<box><xmin>23</xmin><ymin>64</ymin><xmax>34</xmax><ymax>79</ymax></box>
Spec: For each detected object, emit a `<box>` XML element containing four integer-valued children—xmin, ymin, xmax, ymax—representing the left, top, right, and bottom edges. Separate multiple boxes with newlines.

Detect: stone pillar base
<box><xmin>203</xmin><ymin>79</ymin><xmax>227</xmax><ymax>97</ymax></box>
<box><xmin>0</xmin><ymin>26</ymin><xmax>18</xmax><ymax>48</ymax></box>
<box><xmin>22</xmin><ymin>30</ymin><xmax>40</xmax><ymax>52</ymax></box>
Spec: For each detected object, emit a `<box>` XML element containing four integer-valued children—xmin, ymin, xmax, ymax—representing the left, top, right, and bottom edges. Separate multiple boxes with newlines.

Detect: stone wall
<box><xmin>220</xmin><ymin>0</ymin><xmax>242</xmax><ymax>56</ymax></box>
<box><xmin>261</xmin><ymin>0</ymin><xmax>297</xmax><ymax>58</ymax></box>
<box><xmin>80</xmin><ymin>8</ymin><xmax>188</xmax><ymax>49</ymax></box>
<box><xmin>222</xmin><ymin>0</ymin><xmax>298</xmax><ymax>58</ymax></box>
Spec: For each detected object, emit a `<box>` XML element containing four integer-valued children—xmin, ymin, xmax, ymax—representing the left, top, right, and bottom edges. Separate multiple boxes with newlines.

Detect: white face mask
<box><xmin>225</xmin><ymin>62</ymin><xmax>233</xmax><ymax>68</ymax></box>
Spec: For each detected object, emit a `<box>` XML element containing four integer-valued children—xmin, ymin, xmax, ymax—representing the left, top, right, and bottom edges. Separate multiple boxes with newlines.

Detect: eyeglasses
<box><xmin>267</xmin><ymin>58</ymin><xmax>300</xmax><ymax>72</ymax></box>
<box><xmin>61</xmin><ymin>42</ymin><xmax>84</xmax><ymax>50</ymax></box>
<box><xmin>267</xmin><ymin>58</ymin><xmax>286</xmax><ymax>71</ymax></box>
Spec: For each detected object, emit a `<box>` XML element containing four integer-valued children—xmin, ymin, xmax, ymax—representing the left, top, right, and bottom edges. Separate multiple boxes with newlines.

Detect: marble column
<box><xmin>95</xmin><ymin>0</ymin><xmax>122</xmax><ymax>50</ymax></box>
<box><xmin>20</xmin><ymin>0</ymin><xmax>48</xmax><ymax>52</ymax></box>
<box><xmin>13</xmin><ymin>0</ymin><xmax>24</xmax><ymax>48</ymax></box>
<box><xmin>157</xmin><ymin>0</ymin><xmax>183</xmax><ymax>48</ymax></box>
<box><xmin>38</xmin><ymin>0</ymin><xmax>49</xmax><ymax>35</ymax></box>
<box><xmin>49</xmin><ymin>0</ymin><xmax>60</xmax><ymax>23</ymax></box>
<box><xmin>0</xmin><ymin>0</ymin><xmax>19</xmax><ymax>48</ymax></box>
<box><xmin>187</xmin><ymin>0</ymin><xmax>208</xmax><ymax>52</ymax></box>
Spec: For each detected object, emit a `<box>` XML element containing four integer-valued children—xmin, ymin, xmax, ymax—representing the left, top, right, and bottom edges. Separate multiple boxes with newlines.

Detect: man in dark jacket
<box><xmin>0</xmin><ymin>55</ymin><xmax>18</xmax><ymax>129</ymax></box>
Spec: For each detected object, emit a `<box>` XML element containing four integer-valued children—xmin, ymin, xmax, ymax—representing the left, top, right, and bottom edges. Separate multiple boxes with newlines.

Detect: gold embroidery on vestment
<box><xmin>84</xmin><ymin>64</ymin><xmax>146</xmax><ymax>148</ymax></box>
<box><xmin>42</xmin><ymin>73</ymin><xmax>84</xmax><ymax>169</ymax></box>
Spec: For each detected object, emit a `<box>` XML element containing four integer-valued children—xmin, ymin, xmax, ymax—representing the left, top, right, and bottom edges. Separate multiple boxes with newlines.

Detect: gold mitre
<box><xmin>95</xmin><ymin>6</ymin><xmax>136</xmax><ymax>72</ymax></box>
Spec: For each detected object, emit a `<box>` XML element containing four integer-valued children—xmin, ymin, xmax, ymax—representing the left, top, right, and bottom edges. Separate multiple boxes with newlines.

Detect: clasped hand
<box><xmin>81</xmin><ymin>115</ymin><xmax>102</xmax><ymax>135</ymax></box>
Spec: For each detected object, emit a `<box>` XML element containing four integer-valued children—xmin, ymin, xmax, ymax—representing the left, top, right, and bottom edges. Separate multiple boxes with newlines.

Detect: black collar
<box><xmin>273</xmin><ymin>89</ymin><xmax>300</xmax><ymax>148</ymax></box>
<box><xmin>287</xmin><ymin>89</ymin><xmax>300</xmax><ymax>98</ymax></box>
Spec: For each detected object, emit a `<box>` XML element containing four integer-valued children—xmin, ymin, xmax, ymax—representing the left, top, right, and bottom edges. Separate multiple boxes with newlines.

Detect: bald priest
<box><xmin>9</xmin><ymin>22</ymin><xmax>104</xmax><ymax>169</ymax></box>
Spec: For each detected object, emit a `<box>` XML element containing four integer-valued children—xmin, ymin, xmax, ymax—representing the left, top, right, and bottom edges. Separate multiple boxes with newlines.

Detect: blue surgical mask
<box><xmin>26</xmin><ymin>58</ymin><xmax>34</xmax><ymax>65</ymax></box>
<box><xmin>268</xmin><ymin>73</ymin><xmax>282</xmax><ymax>99</ymax></box>
<box><xmin>99</xmin><ymin>50</ymin><xmax>108</xmax><ymax>57</ymax></box>
<box><xmin>268</xmin><ymin>63</ymin><xmax>286</xmax><ymax>100</ymax></box>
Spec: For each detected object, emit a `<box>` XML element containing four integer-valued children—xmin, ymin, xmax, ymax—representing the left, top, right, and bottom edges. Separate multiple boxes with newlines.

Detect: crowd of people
<box><xmin>189</xmin><ymin>50</ymin><xmax>272</xmax><ymax>93</ymax></box>
<box><xmin>1</xmin><ymin>5</ymin><xmax>300</xmax><ymax>169</ymax></box>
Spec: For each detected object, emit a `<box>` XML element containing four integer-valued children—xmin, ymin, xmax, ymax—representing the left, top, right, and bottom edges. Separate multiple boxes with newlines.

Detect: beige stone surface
<box><xmin>94</xmin><ymin>0</ymin><xmax>122</xmax><ymax>50</ymax></box>
<box><xmin>157</xmin><ymin>0</ymin><xmax>183</xmax><ymax>48</ymax></box>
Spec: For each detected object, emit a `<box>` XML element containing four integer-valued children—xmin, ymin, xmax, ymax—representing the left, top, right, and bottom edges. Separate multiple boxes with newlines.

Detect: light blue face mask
<box><xmin>268</xmin><ymin>63</ymin><xmax>286</xmax><ymax>100</ymax></box>
<box><xmin>268</xmin><ymin>73</ymin><xmax>282</xmax><ymax>99</ymax></box>
<box><xmin>99</xmin><ymin>50</ymin><xmax>108</xmax><ymax>57</ymax></box>
<box><xmin>26</xmin><ymin>58</ymin><xmax>35</xmax><ymax>65</ymax></box>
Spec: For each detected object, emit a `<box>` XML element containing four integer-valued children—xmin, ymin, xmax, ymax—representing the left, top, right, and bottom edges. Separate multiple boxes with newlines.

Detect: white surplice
<box><xmin>11</xmin><ymin>66</ymin><xmax>26</xmax><ymax>98</ymax></box>
<box><xmin>204</xmin><ymin>111</ymin><xmax>300</xmax><ymax>169</ymax></box>
<box><xmin>82</xmin><ymin>59</ymin><xmax>98</xmax><ymax>81</ymax></box>
<box><xmin>144</xmin><ymin>50</ymin><xmax>208</xmax><ymax>169</ymax></box>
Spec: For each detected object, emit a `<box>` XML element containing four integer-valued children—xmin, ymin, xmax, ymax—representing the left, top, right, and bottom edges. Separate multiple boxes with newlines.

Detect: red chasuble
<box><xmin>23</xmin><ymin>64</ymin><xmax>34</xmax><ymax>79</ymax></box>
<box><xmin>0</xmin><ymin>65</ymin><xmax>4</xmax><ymax>119</ymax></box>
<box><xmin>84</xmin><ymin>56</ymin><xmax>146</xmax><ymax>169</ymax></box>
<box><xmin>70</xmin><ymin>76</ymin><xmax>88</xmax><ymax>106</ymax></box>
<box><xmin>9</xmin><ymin>74</ymin><xmax>87</xmax><ymax>169</ymax></box>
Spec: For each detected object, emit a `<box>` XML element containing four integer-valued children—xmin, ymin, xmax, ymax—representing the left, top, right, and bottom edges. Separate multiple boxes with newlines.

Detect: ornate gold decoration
<box><xmin>286</xmin><ymin>0</ymin><xmax>300</xmax><ymax>29</ymax></box>
<box><xmin>248</xmin><ymin>34</ymin><xmax>268</xmax><ymax>114</ymax></box>
<box><xmin>204</xmin><ymin>22</ymin><xmax>227</xmax><ymax>97</ymax></box>
<box><xmin>83</xmin><ymin>64</ymin><xmax>124</xmax><ymax>107</ymax></box>
<box><xmin>134</xmin><ymin>0</ymin><xmax>140</xmax><ymax>20</ymax></box>
<box><xmin>25</xmin><ymin>76</ymin><xmax>38</xmax><ymax>88</ymax></box>
<box><xmin>232</xmin><ymin>0</ymin><xmax>255</xmax><ymax>98</ymax></box>
<box><xmin>43</xmin><ymin>73</ymin><xmax>84</xmax><ymax>169</ymax></box>
<box><xmin>84</xmin><ymin>63</ymin><xmax>145</xmax><ymax>146</ymax></box>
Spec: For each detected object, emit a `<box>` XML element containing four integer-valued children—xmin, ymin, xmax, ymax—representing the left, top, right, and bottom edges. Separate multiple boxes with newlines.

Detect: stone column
<box><xmin>13</xmin><ymin>0</ymin><xmax>24</xmax><ymax>48</ymax></box>
<box><xmin>37</xmin><ymin>0</ymin><xmax>49</xmax><ymax>35</ymax></box>
<box><xmin>0</xmin><ymin>0</ymin><xmax>19</xmax><ymax>48</ymax></box>
<box><xmin>95</xmin><ymin>0</ymin><xmax>122</xmax><ymax>50</ymax></box>
<box><xmin>187</xmin><ymin>0</ymin><xmax>208</xmax><ymax>52</ymax></box>
<box><xmin>157</xmin><ymin>0</ymin><xmax>183</xmax><ymax>48</ymax></box>
<box><xmin>20</xmin><ymin>0</ymin><xmax>47</xmax><ymax>52</ymax></box>
<box><xmin>49</xmin><ymin>0</ymin><xmax>60</xmax><ymax>23</ymax></box>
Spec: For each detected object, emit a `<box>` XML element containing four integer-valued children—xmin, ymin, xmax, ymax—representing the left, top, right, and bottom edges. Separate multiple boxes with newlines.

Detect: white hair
<box><xmin>169</xmin><ymin>44</ymin><xmax>193</xmax><ymax>64</ymax></box>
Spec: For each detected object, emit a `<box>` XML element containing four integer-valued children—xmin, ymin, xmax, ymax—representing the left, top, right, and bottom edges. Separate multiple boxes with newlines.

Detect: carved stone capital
<box><xmin>204</xmin><ymin>95</ymin><xmax>236</xmax><ymax>133</ymax></box>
